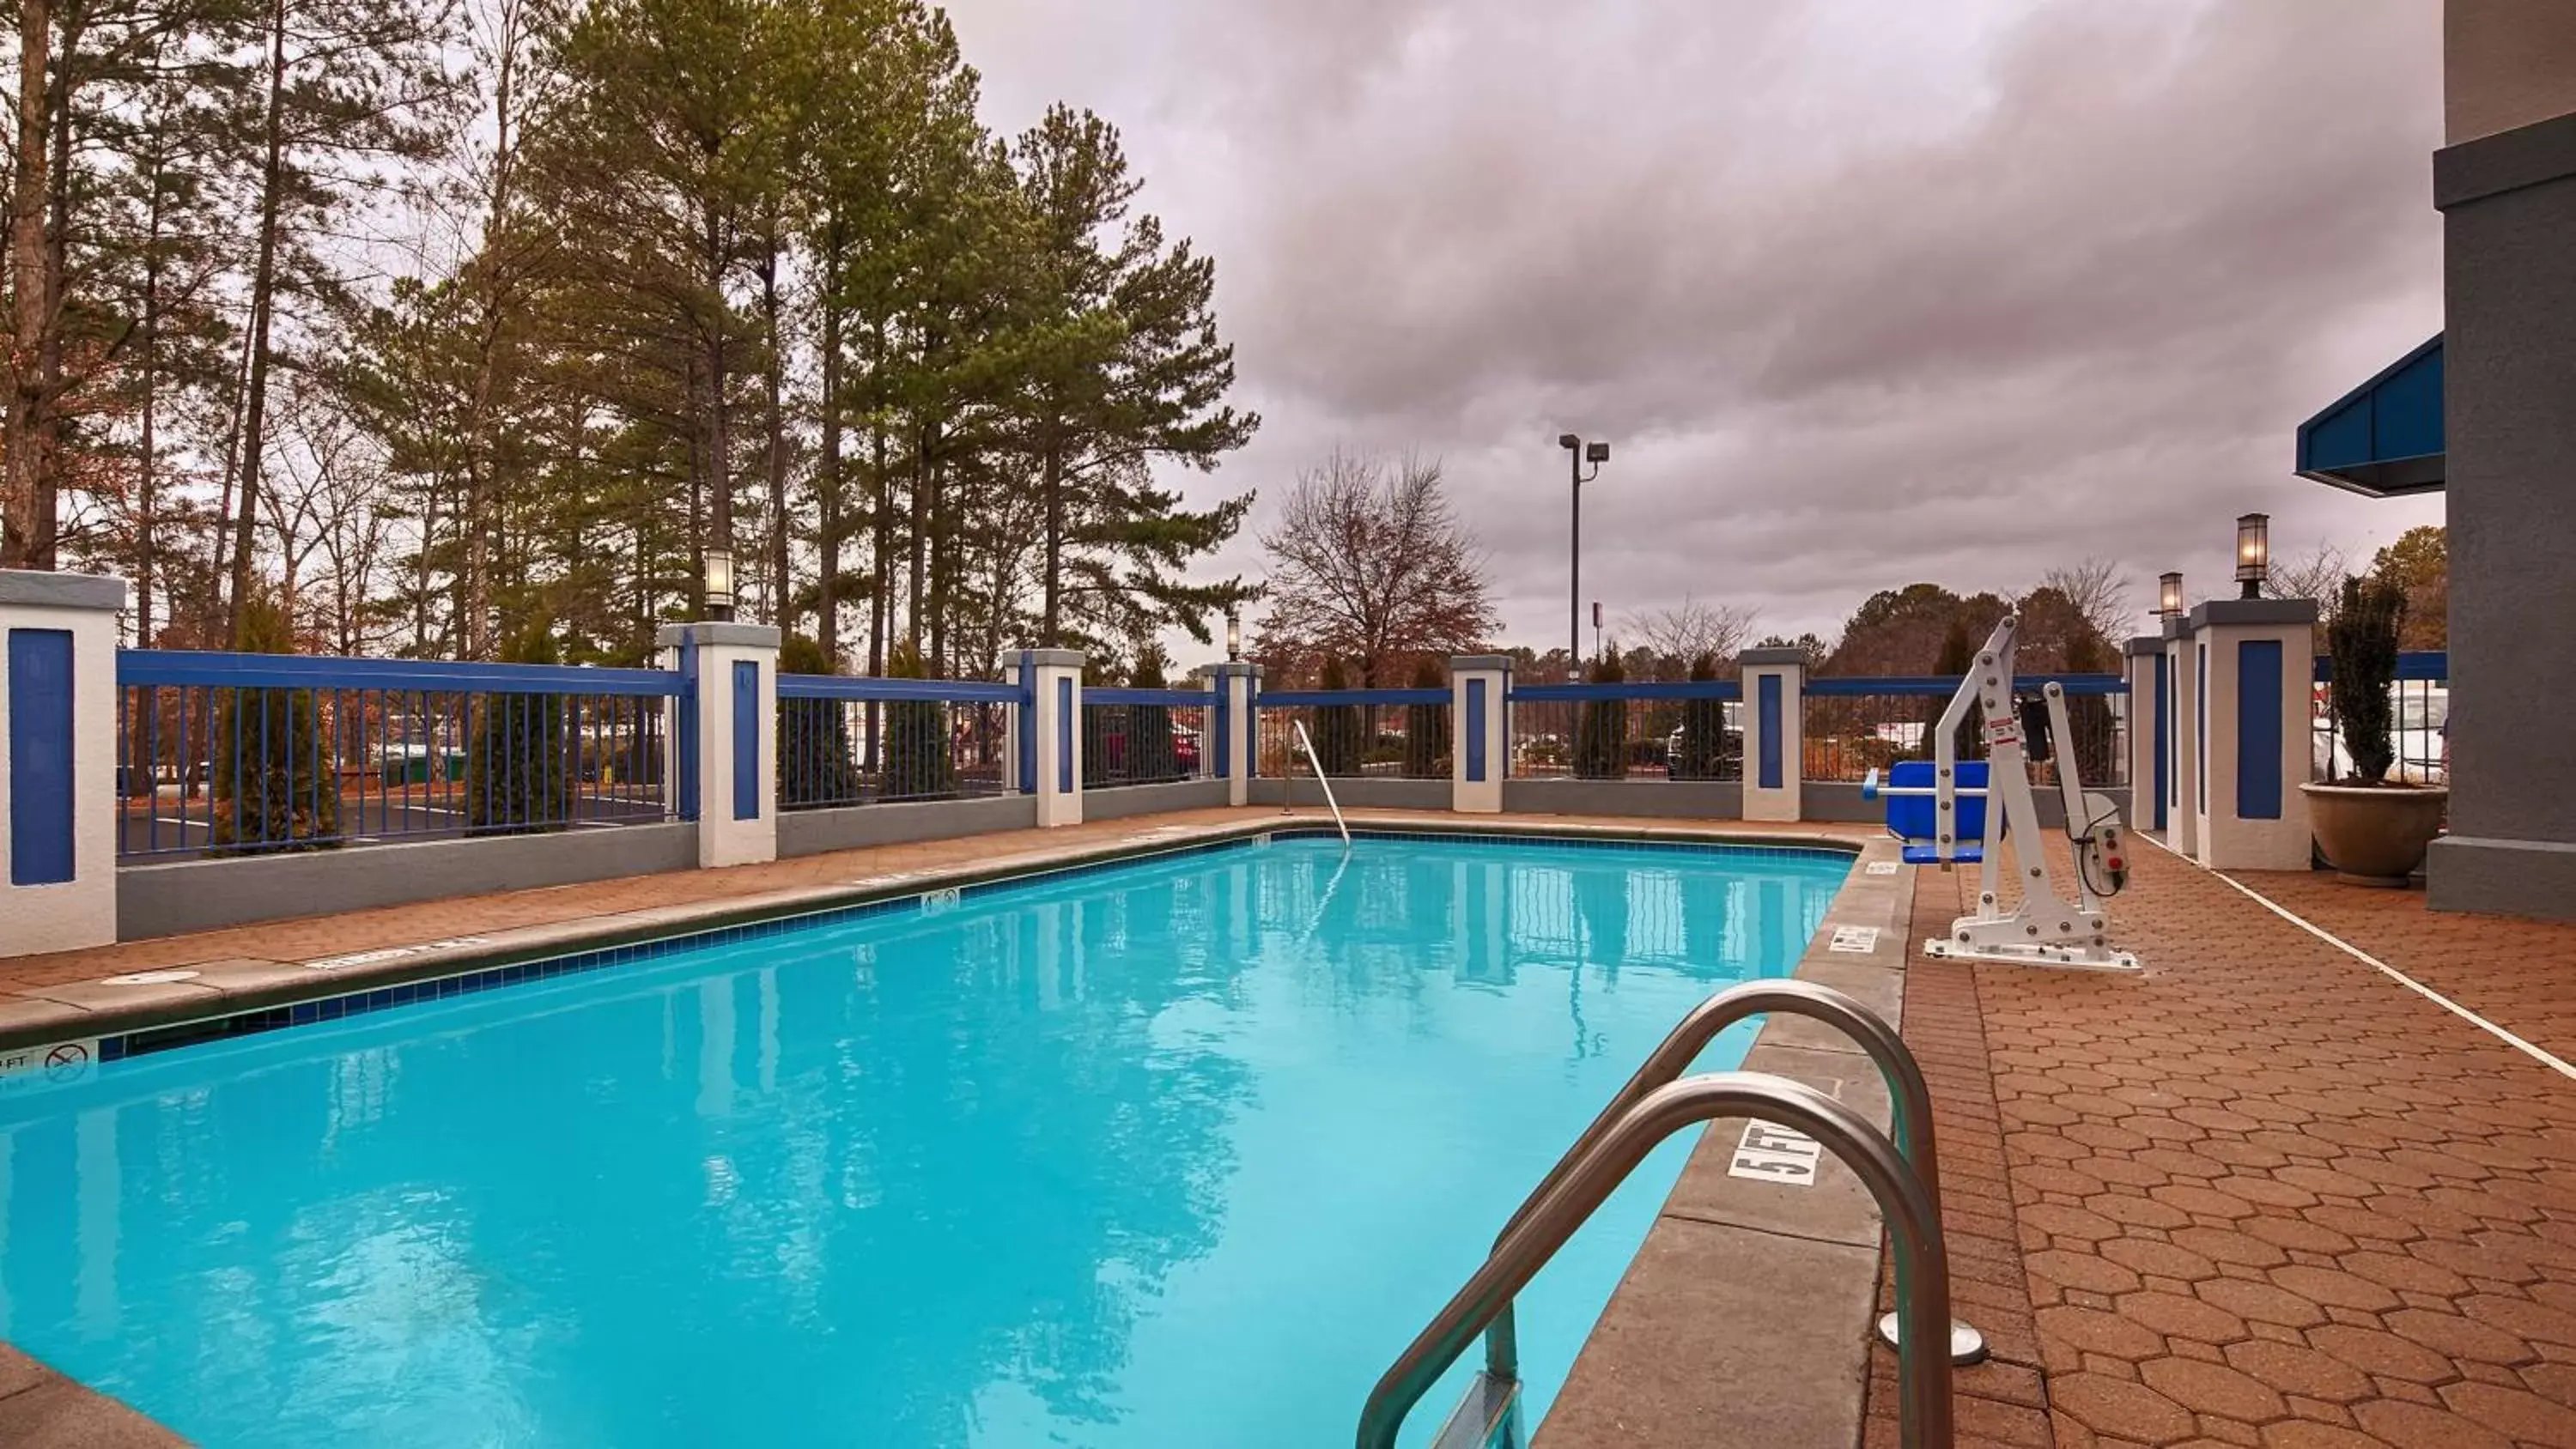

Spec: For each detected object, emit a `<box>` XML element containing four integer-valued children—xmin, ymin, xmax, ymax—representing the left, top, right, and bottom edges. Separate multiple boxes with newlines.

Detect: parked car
<box><xmin>1664</xmin><ymin>724</ymin><xmax>1744</xmax><ymax>779</ymax></box>
<box><xmin>2312</xmin><ymin>685</ymin><xmax>2448</xmax><ymax>784</ymax></box>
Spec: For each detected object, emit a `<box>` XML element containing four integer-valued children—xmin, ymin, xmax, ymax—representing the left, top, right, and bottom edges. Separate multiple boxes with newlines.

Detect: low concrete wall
<box><xmin>1084</xmin><ymin>779</ymin><xmax>1230</xmax><ymax>821</ymax></box>
<box><xmin>778</xmin><ymin>793</ymin><xmax>1039</xmax><ymax>858</ymax></box>
<box><xmin>1503</xmin><ymin>779</ymin><xmax>1745</xmax><ymax>821</ymax></box>
<box><xmin>2428</xmin><ymin>834</ymin><xmax>2576</xmax><ymax>923</ymax></box>
<box><xmin>118</xmin><ymin>822</ymin><xmax>700</xmax><ymax>940</ymax></box>
<box><xmin>1246</xmin><ymin>776</ymin><xmax>1453</xmax><ymax>811</ymax></box>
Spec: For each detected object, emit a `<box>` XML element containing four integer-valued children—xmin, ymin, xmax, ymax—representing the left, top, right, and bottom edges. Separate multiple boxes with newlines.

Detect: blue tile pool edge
<box><xmin>39</xmin><ymin>822</ymin><xmax>1863</xmax><ymax>1075</ymax></box>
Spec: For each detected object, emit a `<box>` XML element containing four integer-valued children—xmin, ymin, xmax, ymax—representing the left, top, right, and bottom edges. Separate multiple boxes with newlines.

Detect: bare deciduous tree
<box><xmin>1256</xmin><ymin>447</ymin><xmax>1498</xmax><ymax>685</ymax></box>
<box><xmin>2038</xmin><ymin>557</ymin><xmax>2134</xmax><ymax>642</ymax></box>
<box><xmin>1625</xmin><ymin>595</ymin><xmax>1759</xmax><ymax>676</ymax></box>
<box><xmin>2269</xmin><ymin>542</ymin><xmax>2353</xmax><ymax>623</ymax></box>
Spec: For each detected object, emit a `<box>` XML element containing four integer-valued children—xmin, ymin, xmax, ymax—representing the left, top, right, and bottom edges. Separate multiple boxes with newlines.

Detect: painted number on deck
<box><xmin>1864</xmin><ymin>860</ymin><xmax>1899</xmax><ymax>876</ymax></box>
<box><xmin>1729</xmin><ymin>1120</ymin><xmax>1822</xmax><ymax>1186</ymax></box>
<box><xmin>1828</xmin><ymin>925</ymin><xmax>1880</xmax><ymax>953</ymax></box>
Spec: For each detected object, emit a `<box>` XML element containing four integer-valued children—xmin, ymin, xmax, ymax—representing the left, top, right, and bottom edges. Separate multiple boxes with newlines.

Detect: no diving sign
<box><xmin>0</xmin><ymin>1039</ymin><xmax>99</xmax><ymax>1094</ymax></box>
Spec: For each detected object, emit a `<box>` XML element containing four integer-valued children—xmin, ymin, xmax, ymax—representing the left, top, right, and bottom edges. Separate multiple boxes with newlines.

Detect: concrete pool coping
<box><xmin>0</xmin><ymin>808</ymin><xmax>1906</xmax><ymax>1448</ymax></box>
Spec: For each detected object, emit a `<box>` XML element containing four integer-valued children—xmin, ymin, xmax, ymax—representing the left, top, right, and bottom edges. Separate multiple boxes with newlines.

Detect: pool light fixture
<box><xmin>2234</xmin><ymin>513</ymin><xmax>2269</xmax><ymax>599</ymax></box>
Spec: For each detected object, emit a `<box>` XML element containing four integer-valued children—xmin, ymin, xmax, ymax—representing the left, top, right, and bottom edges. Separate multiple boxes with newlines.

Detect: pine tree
<box><xmin>1127</xmin><ymin>643</ymin><xmax>1181</xmax><ymax>783</ymax></box>
<box><xmin>1012</xmin><ymin>104</ymin><xmax>1257</xmax><ymax>652</ymax></box>
<box><xmin>466</xmin><ymin>614</ymin><xmax>574</xmax><ymax>834</ymax></box>
<box><xmin>1574</xmin><ymin>647</ymin><xmax>1630</xmax><ymax>779</ymax></box>
<box><xmin>776</xmin><ymin>632</ymin><xmax>860</xmax><ymax>808</ymax></box>
<box><xmin>209</xmin><ymin>593</ymin><xmax>339</xmax><ymax>852</ymax></box>
<box><xmin>883</xmin><ymin>638</ymin><xmax>953</xmax><ymax>799</ymax></box>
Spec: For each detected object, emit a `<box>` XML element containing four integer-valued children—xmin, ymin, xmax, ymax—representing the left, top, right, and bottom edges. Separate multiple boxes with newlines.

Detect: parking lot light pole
<box><xmin>1559</xmin><ymin>435</ymin><xmax>1610</xmax><ymax>667</ymax></box>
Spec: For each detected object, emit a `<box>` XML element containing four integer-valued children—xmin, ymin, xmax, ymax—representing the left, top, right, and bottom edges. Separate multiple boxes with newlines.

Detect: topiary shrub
<box><xmin>1404</xmin><ymin>658</ymin><xmax>1448</xmax><ymax>779</ymax></box>
<box><xmin>209</xmin><ymin>594</ymin><xmax>340</xmax><ymax>854</ymax></box>
<box><xmin>1311</xmin><ymin>658</ymin><xmax>1364</xmax><ymax>776</ymax></box>
<box><xmin>1573</xmin><ymin>647</ymin><xmax>1629</xmax><ymax>779</ymax></box>
<box><xmin>1674</xmin><ymin>652</ymin><xmax>1730</xmax><ymax>779</ymax></box>
<box><xmin>884</xmin><ymin>640</ymin><xmax>956</xmax><ymax>800</ymax></box>
<box><xmin>2329</xmin><ymin>575</ymin><xmax>2405</xmax><ymax>784</ymax></box>
<box><xmin>778</xmin><ymin>633</ymin><xmax>862</xmax><ymax>809</ymax></box>
<box><xmin>466</xmin><ymin>615</ymin><xmax>575</xmax><ymax>836</ymax></box>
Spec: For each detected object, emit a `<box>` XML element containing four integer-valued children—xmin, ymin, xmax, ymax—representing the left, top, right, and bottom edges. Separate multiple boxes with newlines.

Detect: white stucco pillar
<box><xmin>2185</xmin><ymin>599</ymin><xmax>2318</xmax><ymax>871</ymax></box>
<box><xmin>658</xmin><ymin>621</ymin><xmax>780</xmax><ymax>869</ymax></box>
<box><xmin>0</xmin><ymin>571</ymin><xmax>125</xmax><ymax>957</ymax></box>
<box><xmin>2162</xmin><ymin>618</ymin><xmax>2200</xmax><ymax>858</ymax></box>
<box><xmin>1739</xmin><ymin>646</ymin><xmax>1806</xmax><ymax>822</ymax></box>
<box><xmin>2123</xmin><ymin>634</ymin><xmax>2169</xmax><ymax>837</ymax></box>
<box><xmin>1194</xmin><ymin>661</ymin><xmax>1259</xmax><ymax>807</ymax></box>
<box><xmin>1006</xmin><ymin>647</ymin><xmax>1084</xmax><ymax>827</ymax></box>
<box><xmin>1449</xmin><ymin>654</ymin><xmax>1510</xmax><ymax>814</ymax></box>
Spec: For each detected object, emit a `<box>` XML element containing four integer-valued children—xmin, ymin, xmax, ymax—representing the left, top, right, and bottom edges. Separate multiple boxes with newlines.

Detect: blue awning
<box><xmin>2296</xmin><ymin>333</ymin><xmax>2445</xmax><ymax>497</ymax></box>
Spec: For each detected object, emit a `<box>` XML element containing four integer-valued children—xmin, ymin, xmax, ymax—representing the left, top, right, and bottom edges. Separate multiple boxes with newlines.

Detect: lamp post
<box><xmin>2158</xmin><ymin>571</ymin><xmax>2184</xmax><ymax>620</ymax></box>
<box><xmin>703</xmin><ymin>545</ymin><xmax>735</xmax><ymax>623</ymax></box>
<box><xmin>2234</xmin><ymin>513</ymin><xmax>2269</xmax><ymax>600</ymax></box>
<box><xmin>1224</xmin><ymin>605</ymin><xmax>1242</xmax><ymax>663</ymax></box>
<box><xmin>1558</xmin><ymin>433</ymin><xmax>1610</xmax><ymax>666</ymax></box>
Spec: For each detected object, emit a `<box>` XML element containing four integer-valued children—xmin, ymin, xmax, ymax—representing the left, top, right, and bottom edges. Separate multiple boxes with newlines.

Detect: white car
<box><xmin>2312</xmin><ymin>686</ymin><xmax>2448</xmax><ymax>785</ymax></box>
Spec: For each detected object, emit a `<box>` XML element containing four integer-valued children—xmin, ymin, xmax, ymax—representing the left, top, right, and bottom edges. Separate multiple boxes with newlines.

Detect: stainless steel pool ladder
<box><xmin>1355</xmin><ymin>980</ymin><xmax>1967</xmax><ymax>1449</ymax></box>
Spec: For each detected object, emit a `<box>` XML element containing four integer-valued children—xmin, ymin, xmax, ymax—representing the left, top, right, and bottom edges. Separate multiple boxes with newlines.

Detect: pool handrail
<box><xmin>1289</xmin><ymin>718</ymin><xmax>1351</xmax><ymax>850</ymax></box>
<box><xmin>1353</xmin><ymin>1071</ymin><xmax>1956</xmax><ymax>1449</ymax></box>
<box><xmin>1476</xmin><ymin>978</ymin><xmax>1982</xmax><ymax>1387</ymax></box>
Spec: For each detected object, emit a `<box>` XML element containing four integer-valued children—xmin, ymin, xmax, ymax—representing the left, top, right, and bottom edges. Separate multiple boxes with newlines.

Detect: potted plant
<box><xmin>2300</xmin><ymin>575</ymin><xmax>2447</xmax><ymax>885</ymax></box>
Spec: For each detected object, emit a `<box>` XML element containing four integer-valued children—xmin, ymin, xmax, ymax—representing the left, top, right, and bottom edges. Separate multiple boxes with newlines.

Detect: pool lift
<box><xmin>1863</xmin><ymin>615</ymin><xmax>2140</xmax><ymax>973</ymax></box>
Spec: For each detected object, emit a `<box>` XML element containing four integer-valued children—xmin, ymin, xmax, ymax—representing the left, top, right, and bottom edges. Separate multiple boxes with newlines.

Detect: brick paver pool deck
<box><xmin>6</xmin><ymin>807</ymin><xmax>2574</xmax><ymax>1447</ymax></box>
<box><xmin>1868</xmin><ymin>838</ymin><xmax>2576</xmax><ymax>1449</ymax></box>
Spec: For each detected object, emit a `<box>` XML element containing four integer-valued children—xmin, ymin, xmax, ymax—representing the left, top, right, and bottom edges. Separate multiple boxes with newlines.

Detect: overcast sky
<box><xmin>943</xmin><ymin>0</ymin><xmax>2447</xmax><ymax>651</ymax></box>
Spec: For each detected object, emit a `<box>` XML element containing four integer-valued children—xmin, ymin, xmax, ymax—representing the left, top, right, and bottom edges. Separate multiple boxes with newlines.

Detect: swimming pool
<box><xmin>0</xmin><ymin>831</ymin><xmax>1847</xmax><ymax>1447</ymax></box>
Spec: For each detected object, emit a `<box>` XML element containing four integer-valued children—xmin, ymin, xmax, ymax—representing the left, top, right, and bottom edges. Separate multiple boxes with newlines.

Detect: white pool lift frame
<box><xmin>1866</xmin><ymin>615</ymin><xmax>2142</xmax><ymax>973</ymax></box>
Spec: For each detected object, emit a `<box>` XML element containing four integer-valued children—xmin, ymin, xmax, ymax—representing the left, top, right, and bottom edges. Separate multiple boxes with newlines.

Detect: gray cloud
<box><xmin>948</xmin><ymin>0</ymin><xmax>2446</xmax><ymax>650</ymax></box>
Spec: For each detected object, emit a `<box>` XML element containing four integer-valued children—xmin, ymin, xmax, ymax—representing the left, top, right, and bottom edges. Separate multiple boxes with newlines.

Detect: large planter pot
<box><xmin>2301</xmin><ymin>782</ymin><xmax>2450</xmax><ymax>886</ymax></box>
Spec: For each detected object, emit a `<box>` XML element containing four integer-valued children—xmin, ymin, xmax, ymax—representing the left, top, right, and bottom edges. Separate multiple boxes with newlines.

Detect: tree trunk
<box><xmin>816</xmin><ymin>235</ymin><xmax>843</xmax><ymax>662</ymax></box>
<box><xmin>1042</xmin><ymin>438</ymin><xmax>1062</xmax><ymax>646</ymax></box>
<box><xmin>3</xmin><ymin>0</ymin><xmax>52</xmax><ymax>568</ymax></box>
<box><xmin>759</xmin><ymin>230</ymin><xmax>788</xmax><ymax>631</ymax></box>
<box><xmin>137</xmin><ymin>192</ymin><xmax>162</xmax><ymax>646</ymax></box>
<box><xmin>225</xmin><ymin>0</ymin><xmax>292</xmax><ymax>641</ymax></box>
<box><xmin>703</xmin><ymin>203</ymin><xmax>731</xmax><ymax>596</ymax></box>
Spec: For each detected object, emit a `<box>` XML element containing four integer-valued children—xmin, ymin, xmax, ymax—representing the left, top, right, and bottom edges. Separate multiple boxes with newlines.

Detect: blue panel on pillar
<box><xmin>1213</xmin><ymin>687</ymin><xmax>1230</xmax><ymax>779</ymax></box>
<box><xmin>2152</xmin><ymin>653</ymin><xmax>2170</xmax><ymax>830</ymax></box>
<box><xmin>732</xmin><ymin>660</ymin><xmax>760</xmax><ymax>822</ymax></box>
<box><xmin>8</xmin><ymin>629</ymin><xmax>76</xmax><ymax>886</ymax></box>
<box><xmin>1056</xmin><ymin>677</ymin><xmax>1073</xmax><ymax>794</ymax></box>
<box><xmin>1757</xmin><ymin>675</ymin><xmax>1782</xmax><ymax>791</ymax></box>
<box><xmin>2236</xmin><ymin>640</ymin><xmax>2282</xmax><ymax>821</ymax></box>
<box><xmin>1466</xmin><ymin>679</ymin><xmax>1486</xmax><ymax>782</ymax></box>
<box><xmin>1018</xmin><ymin>658</ymin><xmax>1036</xmax><ymax>794</ymax></box>
<box><xmin>675</xmin><ymin>643</ymin><xmax>700</xmax><ymax>822</ymax></box>
<box><xmin>2196</xmin><ymin>646</ymin><xmax>2208</xmax><ymax>813</ymax></box>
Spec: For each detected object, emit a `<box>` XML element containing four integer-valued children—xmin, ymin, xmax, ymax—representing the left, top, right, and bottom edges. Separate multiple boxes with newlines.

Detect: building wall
<box><xmin>2446</xmin><ymin>0</ymin><xmax>2576</xmax><ymax>142</ymax></box>
<box><xmin>2427</xmin><ymin>14</ymin><xmax>2576</xmax><ymax>920</ymax></box>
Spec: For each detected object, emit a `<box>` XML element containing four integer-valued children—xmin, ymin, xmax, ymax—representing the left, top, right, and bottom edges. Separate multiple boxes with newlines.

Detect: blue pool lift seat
<box><xmin>1883</xmin><ymin>760</ymin><xmax>1988</xmax><ymax>865</ymax></box>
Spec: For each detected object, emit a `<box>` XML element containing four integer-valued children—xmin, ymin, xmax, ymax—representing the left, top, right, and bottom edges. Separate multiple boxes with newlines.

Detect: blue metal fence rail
<box><xmin>1082</xmin><ymin>687</ymin><xmax>1214</xmax><ymax>787</ymax></box>
<box><xmin>775</xmin><ymin>672</ymin><xmax>1025</xmax><ymax>809</ymax></box>
<box><xmin>1253</xmin><ymin>688</ymin><xmax>1451</xmax><ymax>779</ymax></box>
<box><xmin>116</xmin><ymin>650</ymin><xmax>689</xmax><ymax>861</ymax></box>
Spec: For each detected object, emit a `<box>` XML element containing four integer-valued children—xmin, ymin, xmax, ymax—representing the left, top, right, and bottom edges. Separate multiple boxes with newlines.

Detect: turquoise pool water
<box><xmin>0</xmin><ymin>834</ymin><xmax>1844</xmax><ymax>1447</ymax></box>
